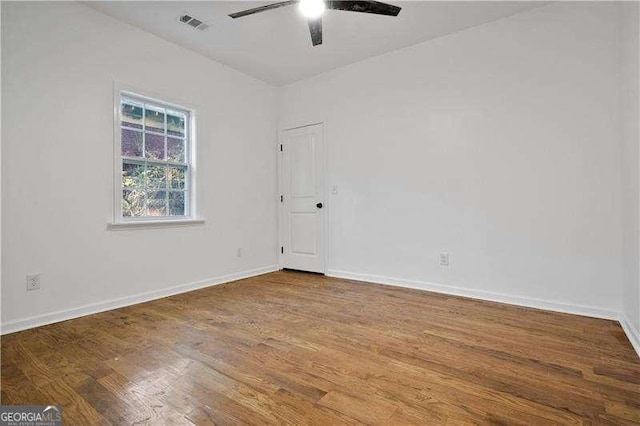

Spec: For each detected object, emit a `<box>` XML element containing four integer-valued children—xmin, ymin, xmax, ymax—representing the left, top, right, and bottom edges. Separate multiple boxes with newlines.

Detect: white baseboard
<box><xmin>0</xmin><ymin>265</ymin><xmax>280</xmax><ymax>335</ymax></box>
<box><xmin>620</xmin><ymin>315</ymin><xmax>640</xmax><ymax>358</ymax></box>
<box><xmin>4</xmin><ymin>265</ymin><xmax>638</xmax><ymax>360</ymax></box>
<box><xmin>327</xmin><ymin>269</ymin><xmax>620</xmax><ymax>320</ymax></box>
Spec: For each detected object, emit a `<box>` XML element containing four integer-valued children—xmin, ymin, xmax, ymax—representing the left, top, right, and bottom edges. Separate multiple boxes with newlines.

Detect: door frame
<box><xmin>277</xmin><ymin>121</ymin><xmax>328</xmax><ymax>274</ymax></box>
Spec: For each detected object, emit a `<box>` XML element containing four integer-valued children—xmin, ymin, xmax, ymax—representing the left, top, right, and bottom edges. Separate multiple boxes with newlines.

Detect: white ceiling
<box><xmin>86</xmin><ymin>1</ymin><xmax>543</xmax><ymax>86</ymax></box>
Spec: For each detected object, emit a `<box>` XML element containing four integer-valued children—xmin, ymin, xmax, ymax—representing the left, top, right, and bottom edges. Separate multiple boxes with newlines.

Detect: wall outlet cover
<box><xmin>27</xmin><ymin>273</ymin><xmax>41</xmax><ymax>291</ymax></box>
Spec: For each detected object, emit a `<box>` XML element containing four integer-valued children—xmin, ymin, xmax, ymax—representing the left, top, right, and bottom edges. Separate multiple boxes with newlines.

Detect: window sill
<box><xmin>107</xmin><ymin>219</ymin><xmax>205</xmax><ymax>231</ymax></box>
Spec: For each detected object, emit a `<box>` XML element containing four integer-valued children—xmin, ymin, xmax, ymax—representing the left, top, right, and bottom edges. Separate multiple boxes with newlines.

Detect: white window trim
<box><xmin>107</xmin><ymin>218</ymin><xmax>205</xmax><ymax>231</ymax></box>
<box><xmin>110</xmin><ymin>82</ymin><xmax>203</xmax><ymax>230</ymax></box>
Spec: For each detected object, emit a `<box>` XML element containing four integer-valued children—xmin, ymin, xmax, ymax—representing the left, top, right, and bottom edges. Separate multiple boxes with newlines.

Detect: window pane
<box><xmin>167</xmin><ymin>111</ymin><xmax>185</xmax><ymax>137</ymax></box>
<box><xmin>118</xmin><ymin>95</ymin><xmax>192</xmax><ymax>220</ymax></box>
<box><xmin>121</xmin><ymin>101</ymin><xmax>143</xmax><ymax>129</ymax></box>
<box><xmin>145</xmin><ymin>105</ymin><xmax>165</xmax><ymax>133</ymax></box>
<box><xmin>122</xmin><ymin>162</ymin><xmax>144</xmax><ymax>188</ymax></box>
<box><xmin>167</xmin><ymin>137</ymin><xmax>185</xmax><ymax>163</ymax></box>
<box><xmin>168</xmin><ymin>166</ymin><xmax>186</xmax><ymax>189</ymax></box>
<box><xmin>147</xmin><ymin>165</ymin><xmax>166</xmax><ymax>189</ymax></box>
<box><xmin>145</xmin><ymin>133</ymin><xmax>165</xmax><ymax>160</ymax></box>
<box><xmin>169</xmin><ymin>191</ymin><xmax>186</xmax><ymax>216</ymax></box>
<box><xmin>122</xmin><ymin>128</ymin><xmax>143</xmax><ymax>157</ymax></box>
<box><xmin>122</xmin><ymin>189</ymin><xmax>145</xmax><ymax>217</ymax></box>
<box><xmin>147</xmin><ymin>190</ymin><xmax>167</xmax><ymax>216</ymax></box>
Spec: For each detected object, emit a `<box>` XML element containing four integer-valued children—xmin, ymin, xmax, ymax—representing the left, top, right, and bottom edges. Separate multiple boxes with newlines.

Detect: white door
<box><xmin>279</xmin><ymin>123</ymin><xmax>325</xmax><ymax>273</ymax></box>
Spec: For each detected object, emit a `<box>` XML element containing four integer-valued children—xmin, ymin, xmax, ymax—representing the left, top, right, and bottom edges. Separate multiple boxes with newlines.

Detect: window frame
<box><xmin>112</xmin><ymin>86</ymin><xmax>199</xmax><ymax>227</ymax></box>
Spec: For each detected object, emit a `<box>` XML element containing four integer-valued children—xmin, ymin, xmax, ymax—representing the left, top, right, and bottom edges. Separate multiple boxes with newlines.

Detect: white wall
<box><xmin>0</xmin><ymin>3</ymin><xmax>3</xmax><ymax>330</ymax></box>
<box><xmin>621</xmin><ymin>1</ymin><xmax>640</xmax><ymax>344</ymax></box>
<box><xmin>280</xmin><ymin>1</ymin><xmax>623</xmax><ymax>315</ymax></box>
<box><xmin>1</xmin><ymin>1</ymin><xmax>279</xmax><ymax>330</ymax></box>
<box><xmin>2</xmin><ymin>1</ymin><xmax>637</xmax><ymax>336</ymax></box>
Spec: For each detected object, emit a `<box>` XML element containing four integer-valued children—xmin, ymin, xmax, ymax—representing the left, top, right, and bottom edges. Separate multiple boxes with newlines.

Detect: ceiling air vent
<box><xmin>179</xmin><ymin>13</ymin><xmax>210</xmax><ymax>31</ymax></box>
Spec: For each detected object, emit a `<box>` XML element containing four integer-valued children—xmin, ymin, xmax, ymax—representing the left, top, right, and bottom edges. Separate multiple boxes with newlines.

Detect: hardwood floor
<box><xmin>2</xmin><ymin>270</ymin><xmax>640</xmax><ymax>425</ymax></box>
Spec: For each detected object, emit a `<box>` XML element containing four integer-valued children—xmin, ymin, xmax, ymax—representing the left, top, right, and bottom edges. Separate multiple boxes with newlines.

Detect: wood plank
<box><xmin>318</xmin><ymin>390</ymin><xmax>398</xmax><ymax>423</ymax></box>
<box><xmin>2</xmin><ymin>270</ymin><xmax>640</xmax><ymax>424</ymax></box>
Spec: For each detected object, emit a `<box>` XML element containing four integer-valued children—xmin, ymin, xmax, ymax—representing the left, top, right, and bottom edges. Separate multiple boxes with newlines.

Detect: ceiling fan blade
<box><xmin>326</xmin><ymin>1</ymin><xmax>401</xmax><ymax>16</ymax></box>
<box><xmin>229</xmin><ymin>1</ymin><xmax>297</xmax><ymax>19</ymax></box>
<box><xmin>308</xmin><ymin>18</ymin><xmax>323</xmax><ymax>46</ymax></box>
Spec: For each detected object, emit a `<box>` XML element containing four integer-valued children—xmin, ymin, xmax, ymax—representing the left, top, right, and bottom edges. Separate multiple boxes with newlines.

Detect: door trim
<box><xmin>278</xmin><ymin>122</ymin><xmax>328</xmax><ymax>274</ymax></box>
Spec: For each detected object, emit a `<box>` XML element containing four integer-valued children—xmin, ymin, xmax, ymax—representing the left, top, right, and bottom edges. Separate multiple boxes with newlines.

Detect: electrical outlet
<box><xmin>237</xmin><ymin>248</ymin><xmax>243</xmax><ymax>258</ymax></box>
<box><xmin>26</xmin><ymin>273</ymin><xmax>41</xmax><ymax>291</ymax></box>
<box><xmin>439</xmin><ymin>253</ymin><xmax>450</xmax><ymax>268</ymax></box>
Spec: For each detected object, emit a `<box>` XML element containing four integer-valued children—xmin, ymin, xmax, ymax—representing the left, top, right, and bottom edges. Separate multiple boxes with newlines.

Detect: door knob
<box><xmin>316</xmin><ymin>202</ymin><xmax>323</xmax><ymax>209</ymax></box>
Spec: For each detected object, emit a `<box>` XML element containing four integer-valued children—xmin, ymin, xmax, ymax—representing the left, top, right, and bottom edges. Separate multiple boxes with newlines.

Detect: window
<box><xmin>115</xmin><ymin>92</ymin><xmax>194</xmax><ymax>223</ymax></box>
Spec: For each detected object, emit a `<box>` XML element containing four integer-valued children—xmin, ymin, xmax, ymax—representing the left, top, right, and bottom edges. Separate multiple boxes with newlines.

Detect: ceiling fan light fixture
<box><xmin>299</xmin><ymin>0</ymin><xmax>325</xmax><ymax>19</ymax></box>
<box><xmin>228</xmin><ymin>0</ymin><xmax>401</xmax><ymax>47</ymax></box>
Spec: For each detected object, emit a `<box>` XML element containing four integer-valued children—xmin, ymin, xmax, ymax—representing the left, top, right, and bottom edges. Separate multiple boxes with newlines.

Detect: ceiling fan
<box><xmin>228</xmin><ymin>0</ymin><xmax>401</xmax><ymax>47</ymax></box>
